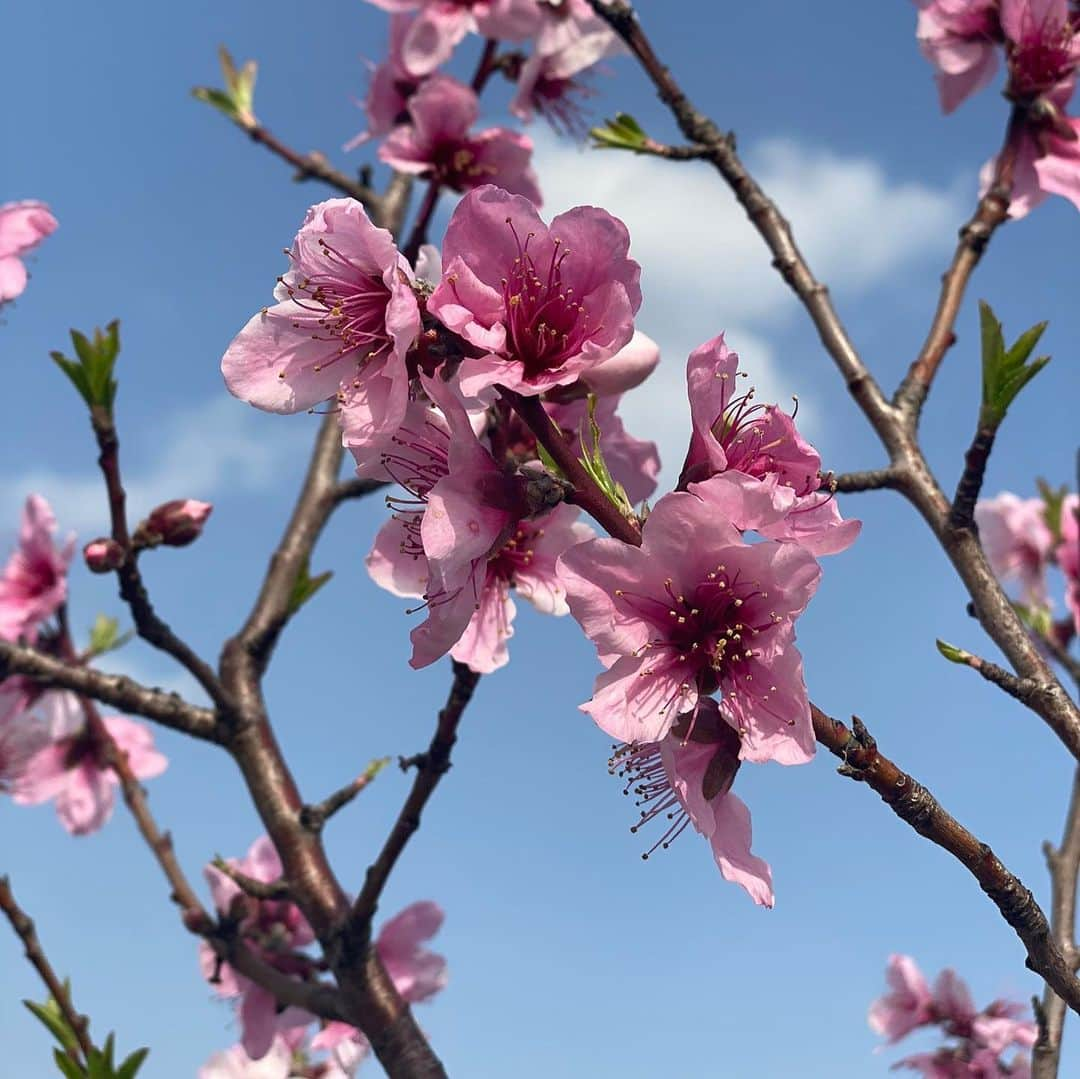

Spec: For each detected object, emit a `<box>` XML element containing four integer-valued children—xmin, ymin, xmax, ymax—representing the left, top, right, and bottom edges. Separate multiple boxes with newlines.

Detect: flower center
<box><xmin>501</xmin><ymin>219</ymin><xmax>592</xmax><ymax>379</ymax></box>
<box><xmin>277</xmin><ymin>239</ymin><xmax>393</xmax><ymax>375</ymax></box>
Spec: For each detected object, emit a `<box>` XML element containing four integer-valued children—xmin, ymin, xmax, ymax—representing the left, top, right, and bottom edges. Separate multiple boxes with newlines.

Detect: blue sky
<box><xmin>2</xmin><ymin>1</ymin><xmax>1079</xmax><ymax>1075</ymax></box>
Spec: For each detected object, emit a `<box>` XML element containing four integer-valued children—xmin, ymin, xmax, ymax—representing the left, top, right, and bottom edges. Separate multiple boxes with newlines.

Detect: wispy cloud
<box><xmin>2</xmin><ymin>397</ymin><xmax>311</xmax><ymax>534</ymax></box>
<box><xmin>533</xmin><ymin>133</ymin><xmax>965</xmax><ymax>481</ymax></box>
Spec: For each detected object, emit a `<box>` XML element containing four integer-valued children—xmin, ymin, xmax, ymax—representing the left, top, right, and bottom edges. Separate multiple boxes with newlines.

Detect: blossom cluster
<box><xmin>975</xmin><ymin>488</ymin><xmax>1079</xmax><ymax>643</ymax></box>
<box><xmin>198</xmin><ymin>836</ymin><xmax>447</xmax><ymax>1076</ymax></box>
<box><xmin>349</xmin><ymin>0</ymin><xmax>623</xmax><ymax>202</ymax></box>
<box><xmin>0</xmin><ymin>495</ymin><xmax>166</xmax><ymax>834</ymax></box>
<box><xmin>914</xmin><ymin>0</ymin><xmax>1080</xmax><ymax>214</ymax></box>
<box><xmin>221</xmin><ymin>178</ymin><xmax>860</xmax><ymax>907</ymax></box>
<box><xmin>869</xmin><ymin>954</ymin><xmax>1035</xmax><ymax>1077</ymax></box>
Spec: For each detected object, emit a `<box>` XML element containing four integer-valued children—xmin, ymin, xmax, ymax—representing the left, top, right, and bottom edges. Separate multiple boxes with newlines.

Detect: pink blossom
<box><xmin>364</xmin><ymin>0</ymin><xmax>541</xmax><ymax>76</ymax></box>
<box><xmin>1001</xmin><ymin>0</ymin><xmax>1080</xmax><ymax>99</ymax></box>
<box><xmin>348</xmin><ymin>15</ymin><xmax>424</xmax><ymax>150</ymax></box>
<box><xmin>0</xmin><ymin>682</ymin><xmax>51</xmax><ymax>792</ymax></box>
<box><xmin>366</xmin><ymin>384</ymin><xmax>593</xmax><ymax>672</ymax></box>
<box><xmin>914</xmin><ymin>1</ymin><xmax>1002</xmax><ymax>112</ymax></box>
<box><xmin>0</xmin><ymin>200</ymin><xmax>58</xmax><ymax>303</ymax></box>
<box><xmin>680</xmin><ymin>335</ymin><xmax>860</xmax><ymax>556</ymax></box>
<box><xmin>221</xmin><ymin>199</ymin><xmax>420</xmax><ymax>463</ymax></box>
<box><xmin>200</xmin><ymin>837</ymin><xmax>316</xmax><ymax>1060</ymax></box>
<box><xmin>199</xmin><ymin>1037</ymin><xmax>296</xmax><ymax>1079</ymax></box>
<box><xmin>14</xmin><ymin>715</ymin><xmax>167</xmax><ymax>836</ymax></box>
<box><xmin>578</xmin><ymin>330</ymin><xmax>660</xmax><ymax>397</ymax></box>
<box><xmin>974</xmin><ymin>492</ymin><xmax>1054</xmax><ymax>603</ymax></box>
<box><xmin>971</xmin><ymin>1002</ymin><xmax>1038</xmax><ymax>1054</ymax></box>
<box><xmin>612</xmin><ymin>698</ymin><xmax>774</xmax><ymax>906</ymax></box>
<box><xmin>427</xmin><ymin>185</ymin><xmax>641</xmax><ymax>397</ymax></box>
<box><xmin>0</xmin><ymin>495</ymin><xmax>75</xmax><ymax>642</ymax></box>
<box><xmin>982</xmin><ymin>104</ymin><xmax>1080</xmax><ymax>217</ymax></box>
<box><xmin>378</xmin><ymin>76</ymin><xmax>541</xmax><ymax>203</ymax></box>
<box><xmin>535</xmin><ymin>0</ymin><xmax>619</xmax><ymax>61</ymax></box>
<box><xmin>83</xmin><ymin>538</ymin><xmax>124</xmax><ymax>574</ymax></box>
<box><xmin>934</xmin><ymin>967</ymin><xmax>977</xmax><ymax>1028</ymax></box>
<box><xmin>1057</xmin><ymin>493</ymin><xmax>1079</xmax><ymax>634</ymax></box>
<box><xmin>869</xmin><ymin>954</ymin><xmax>936</xmax><ymax>1042</ymax></box>
<box><xmin>557</xmin><ymin>475</ymin><xmax>821</xmax><ymax>755</ymax></box>
<box><xmin>140</xmin><ymin>498</ymin><xmax>213</xmax><ymax>547</ymax></box>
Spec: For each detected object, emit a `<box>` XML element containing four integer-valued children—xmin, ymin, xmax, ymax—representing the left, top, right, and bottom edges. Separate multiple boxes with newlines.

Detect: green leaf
<box><xmin>51</xmin><ymin>323</ymin><xmax>121</xmax><ymax>414</ymax></box>
<box><xmin>935</xmin><ymin>639</ymin><xmax>972</xmax><ymax>665</ymax></box>
<box><xmin>192</xmin><ymin>47</ymin><xmax>258</xmax><ymax>128</ymax></box>
<box><xmin>52</xmin><ymin>1048</ymin><xmax>85</xmax><ymax>1079</ymax></box>
<box><xmin>115</xmin><ymin>1047</ymin><xmax>150</xmax><ymax>1079</ymax></box>
<box><xmin>535</xmin><ymin>439</ymin><xmax>563</xmax><ymax>479</ymax></box>
<box><xmin>978</xmin><ymin>301</ymin><xmax>1050</xmax><ymax>425</ymax></box>
<box><xmin>1037</xmin><ymin>478</ymin><xmax>1071</xmax><ymax>544</ymax></box>
<box><xmin>287</xmin><ymin>557</ymin><xmax>333</xmax><ymax>616</ymax></box>
<box><xmin>576</xmin><ymin>395</ymin><xmax>635</xmax><ymax>519</ymax></box>
<box><xmin>85</xmin><ymin>614</ymin><xmax>133</xmax><ymax>659</ymax></box>
<box><xmin>24</xmin><ymin>997</ymin><xmax>79</xmax><ymax>1055</ymax></box>
<box><xmin>590</xmin><ymin>112</ymin><xmax>650</xmax><ymax>152</ymax></box>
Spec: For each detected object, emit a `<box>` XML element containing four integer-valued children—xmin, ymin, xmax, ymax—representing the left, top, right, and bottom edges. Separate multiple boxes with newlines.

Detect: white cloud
<box><xmin>532</xmin><ymin>133</ymin><xmax>964</xmax><ymax>482</ymax></box>
<box><xmin>2</xmin><ymin>397</ymin><xmax>311</xmax><ymax>533</ymax></box>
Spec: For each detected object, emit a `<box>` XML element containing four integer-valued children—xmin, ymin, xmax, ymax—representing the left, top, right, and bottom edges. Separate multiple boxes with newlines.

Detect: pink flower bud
<box><xmin>140</xmin><ymin>499</ymin><xmax>213</xmax><ymax>548</ymax></box>
<box><xmin>581</xmin><ymin>331</ymin><xmax>661</xmax><ymax>397</ymax></box>
<box><xmin>83</xmin><ymin>538</ymin><xmax>125</xmax><ymax>573</ymax></box>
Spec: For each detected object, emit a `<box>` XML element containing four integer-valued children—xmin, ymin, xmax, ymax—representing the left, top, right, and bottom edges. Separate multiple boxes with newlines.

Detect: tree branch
<box><xmin>811</xmin><ymin>703</ymin><xmax>1080</xmax><ymax>1015</ymax></box>
<box><xmin>895</xmin><ymin>108</ymin><xmax>1024</xmax><ymax>423</ymax></box>
<box><xmin>1033</xmin><ymin>769</ymin><xmax>1080</xmax><ymax>1079</ymax></box>
<box><xmin>0</xmin><ymin>875</ymin><xmax>94</xmax><ymax>1064</ymax></box>
<box><xmin>301</xmin><ymin>757</ymin><xmax>391</xmax><ymax>834</ymax></box>
<box><xmin>0</xmin><ymin>639</ymin><xmax>221</xmax><ymax>741</ymax></box>
<box><xmin>349</xmin><ymin>663</ymin><xmax>480</xmax><ymax>930</ymax></box>
<box><xmin>832</xmin><ymin>468</ymin><xmax>899</xmax><ymax>493</ymax></box>
<box><xmin>90</xmin><ymin>406</ymin><xmax>230</xmax><ymax>711</ymax></box>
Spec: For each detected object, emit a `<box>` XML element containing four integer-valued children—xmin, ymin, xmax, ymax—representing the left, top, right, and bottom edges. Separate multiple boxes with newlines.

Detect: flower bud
<box><xmin>581</xmin><ymin>331</ymin><xmax>660</xmax><ymax>397</ymax></box>
<box><xmin>137</xmin><ymin>499</ymin><xmax>213</xmax><ymax>548</ymax></box>
<box><xmin>83</xmin><ymin>538</ymin><xmax>124</xmax><ymax>574</ymax></box>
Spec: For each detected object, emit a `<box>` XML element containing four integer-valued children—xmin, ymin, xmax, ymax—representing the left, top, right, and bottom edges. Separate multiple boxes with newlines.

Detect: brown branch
<box><xmin>896</xmin><ymin>108</ymin><xmax>1024</xmax><ymax>422</ymax></box>
<box><xmin>350</xmin><ymin>663</ymin><xmax>480</xmax><ymax>929</ymax></box>
<box><xmin>832</xmin><ymin>468</ymin><xmax>899</xmax><ymax>493</ymax></box>
<box><xmin>0</xmin><ymin>638</ymin><xmax>220</xmax><ymax>741</ymax></box>
<box><xmin>939</xmin><ymin>641</ymin><xmax>1052</xmax><ymax>709</ymax></box>
<box><xmin>950</xmin><ymin>423</ymin><xmax>998</xmax><ymax>530</ymax></box>
<box><xmin>210</xmin><ymin>858</ymin><xmax>292</xmax><ymax>902</ymax></box>
<box><xmin>0</xmin><ymin>875</ymin><xmax>94</xmax><ymax>1063</ymax></box>
<box><xmin>586</xmin><ymin>0</ymin><xmax>898</xmax><ymax>452</ymax></box>
<box><xmin>224</xmin><ymin>412</ymin><xmax>348</xmax><ymax>675</ymax></box>
<box><xmin>301</xmin><ymin>757</ymin><xmax>391</xmax><ymax>834</ymax></box>
<box><xmin>1034</xmin><ymin>769</ymin><xmax>1080</xmax><ymax>1079</ymax></box>
<box><xmin>331</xmin><ymin>477</ymin><xmax>387</xmax><ymax>507</ymax></box>
<box><xmin>245</xmin><ymin>123</ymin><xmax>380</xmax><ymax>205</ymax></box>
<box><xmin>811</xmin><ymin>703</ymin><xmax>1080</xmax><ymax>1015</ymax></box>
<box><xmin>90</xmin><ymin>407</ymin><xmax>231</xmax><ymax>712</ymax></box>
<box><xmin>500</xmin><ymin>389</ymin><xmax>643</xmax><ymax>545</ymax></box>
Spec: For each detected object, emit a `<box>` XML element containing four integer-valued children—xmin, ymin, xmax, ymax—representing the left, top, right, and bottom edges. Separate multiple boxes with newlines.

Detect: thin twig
<box><xmin>832</xmin><ymin>468</ymin><xmax>899</xmax><ymax>493</ymax></box>
<box><xmin>950</xmin><ymin>421</ymin><xmax>998</xmax><ymax>531</ymax></box>
<box><xmin>211</xmin><ymin>858</ymin><xmax>292</xmax><ymax>902</ymax></box>
<box><xmin>1033</xmin><ymin>769</ymin><xmax>1080</xmax><ymax>1079</ymax></box>
<box><xmin>331</xmin><ymin>477</ymin><xmax>387</xmax><ymax>507</ymax></box>
<box><xmin>0</xmin><ymin>875</ymin><xmax>94</xmax><ymax>1063</ymax></box>
<box><xmin>89</xmin><ymin>407</ymin><xmax>230</xmax><ymax>712</ymax></box>
<box><xmin>811</xmin><ymin>703</ymin><xmax>1080</xmax><ymax>1015</ymax></box>
<box><xmin>895</xmin><ymin>108</ymin><xmax>1024</xmax><ymax>423</ymax></box>
<box><xmin>349</xmin><ymin>663</ymin><xmax>480</xmax><ymax>930</ymax></box>
<box><xmin>0</xmin><ymin>639</ymin><xmax>220</xmax><ymax>741</ymax></box>
<box><xmin>245</xmin><ymin>123</ymin><xmax>380</xmax><ymax>205</ymax></box>
<box><xmin>301</xmin><ymin>757</ymin><xmax>391</xmax><ymax>834</ymax></box>
<box><xmin>940</xmin><ymin>642</ymin><xmax>1054</xmax><ymax>709</ymax></box>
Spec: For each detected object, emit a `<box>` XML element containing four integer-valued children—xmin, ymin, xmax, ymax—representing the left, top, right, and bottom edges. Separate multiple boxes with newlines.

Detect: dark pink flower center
<box><xmin>1008</xmin><ymin>15</ymin><xmax>1078</xmax><ymax>95</ymax></box>
<box><xmin>277</xmin><ymin>239</ymin><xmax>393</xmax><ymax>375</ymax></box>
<box><xmin>486</xmin><ymin>522</ymin><xmax>542</xmax><ymax>585</ymax></box>
<box><xmin>615</xmin><ymin>567</ymin><xmax>784</xmax><ymax>716</ymax></box>
<box><xmin>500</xmin><ymin>220</ymin><xmax>594</xmax><ymax>380</ymax></box>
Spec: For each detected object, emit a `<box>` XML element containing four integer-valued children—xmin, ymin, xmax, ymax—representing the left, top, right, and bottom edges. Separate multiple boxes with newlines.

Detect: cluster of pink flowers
<box><xmin>0</xmin><ymin>496</ymin><xmax>167</xmax><ymax>834</ymax></box>
<box><xmin>975</xmin><ymin>489</ymin><xmax>1079</xmax><ymax>642</ymax></box>
<box><xmin>344</xmin><ymin>0</ymin><xmax>623</xmax><ymax>204</ymax></box>
<box><xmin>199</xmin><ymin>837</ymin><xmax>447</xmax><ymax>1075</ymax></box>
<box><xmin>913</xmin><ymin>0</ymin><xmax>1080</xmax><ymax>215</ymax></box>
<box><xmin>221</xmin><ymin>168</ymin><xmax>860</xmax><ymax>904</ymax></box>
<box><xmin>0</xmin><ymin>200</ymin><xmax>57</xmax><ymax>305</ymax></box>
<box><xmin>870</xmin><ymin>954</ymin><xmax>1035</xmax><ymax>1076</ymax></box>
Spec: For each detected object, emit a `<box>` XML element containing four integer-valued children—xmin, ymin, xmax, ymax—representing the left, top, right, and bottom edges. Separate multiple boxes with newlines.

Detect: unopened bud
<box><xmin>136</xmin><ymin>499</ymin><xmax>213</xmax><ymax>548</ymax></box>
<box><xmin>83</xmin><ymin>538</ymin><xmax>124</xmax><ymax>573</ymax></box>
